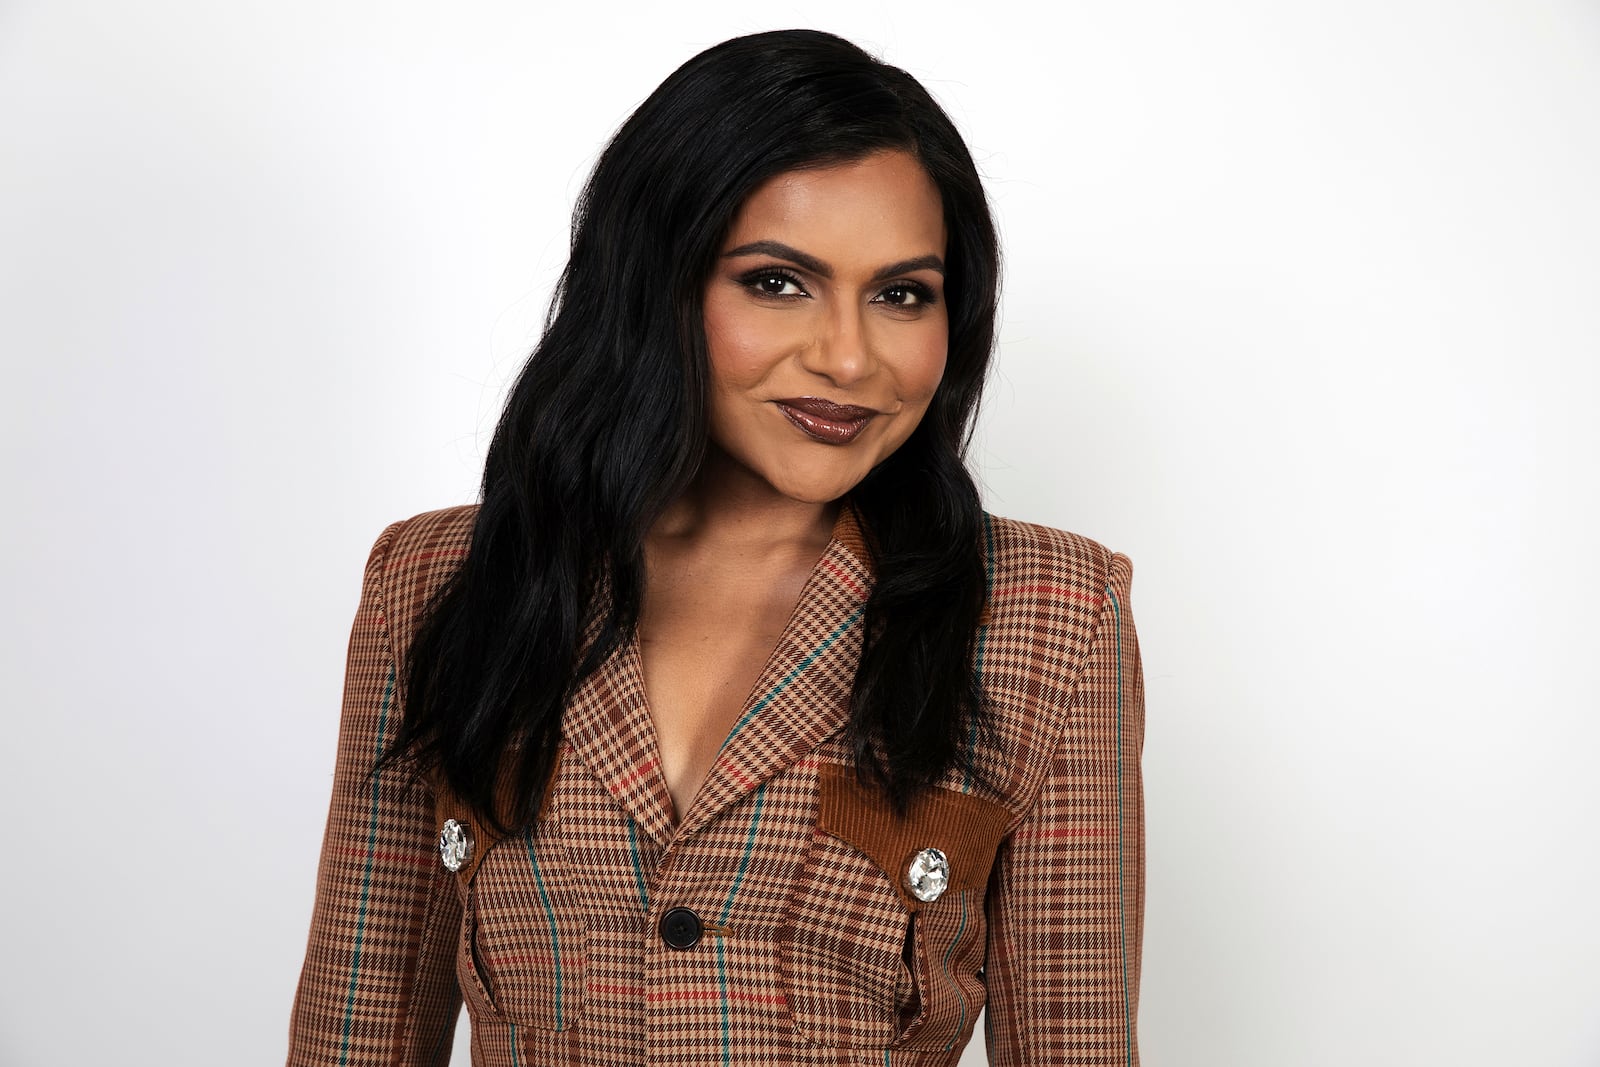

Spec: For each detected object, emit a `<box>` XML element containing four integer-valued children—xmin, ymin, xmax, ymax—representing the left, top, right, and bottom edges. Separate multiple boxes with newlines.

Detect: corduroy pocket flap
<box><xmin>816</xmin><ymin>762</ymin><xmax>1012</xmax><ymax>911</ymax></box>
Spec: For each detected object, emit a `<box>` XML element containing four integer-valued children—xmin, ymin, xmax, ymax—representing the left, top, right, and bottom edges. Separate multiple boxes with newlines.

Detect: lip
<box><xmin>773</xmin><ymin>396</ymin><xmax>879</xmax><ymax>445</ymax></box>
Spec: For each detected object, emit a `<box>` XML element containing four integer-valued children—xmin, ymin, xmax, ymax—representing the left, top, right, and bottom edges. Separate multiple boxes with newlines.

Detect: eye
<box><xmin>873</xmin><ymin>281</ymin><xmax>937</xmax><ymax>308</ymax></box>
<box><xmin>740</xmin><ymin>269</ymin><xmax>808</xmax><ymax>299</ymax></box>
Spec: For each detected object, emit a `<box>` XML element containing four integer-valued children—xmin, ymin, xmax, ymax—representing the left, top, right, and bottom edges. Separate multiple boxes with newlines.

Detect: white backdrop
<box><xmin>3</xmin><ymin>2</ymin><xmax>1597</xmax><ymax>1064</ymax></box>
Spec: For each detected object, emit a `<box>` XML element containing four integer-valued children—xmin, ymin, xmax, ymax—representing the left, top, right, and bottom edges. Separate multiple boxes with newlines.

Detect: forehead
<box><xmin>723</xmin><ymin>150</ymin><xmax>947</xmax><ymax>262</ymax></box>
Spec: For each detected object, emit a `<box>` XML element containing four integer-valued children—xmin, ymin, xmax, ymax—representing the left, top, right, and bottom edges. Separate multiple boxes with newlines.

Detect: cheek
<box><xmin>703</xmin><ymin>292</ymin><xmax>790</xmax><ymax>392</ymax></box>
<box><xmin>897</xmin><ymin>329</ymin><xmax>949</xmax><ymax>409</ymax></box>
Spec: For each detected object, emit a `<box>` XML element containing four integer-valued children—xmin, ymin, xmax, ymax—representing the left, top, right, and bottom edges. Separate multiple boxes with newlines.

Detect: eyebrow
<box><xmin>722</xmin><ymin>240</ymin><xmax>945</xmax><ymax>282</ymax></box>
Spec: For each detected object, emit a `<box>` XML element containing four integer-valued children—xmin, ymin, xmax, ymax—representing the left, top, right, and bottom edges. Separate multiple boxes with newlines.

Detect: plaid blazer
<box><xmin>288</xmin><ymin>503</ymin><xmax>1144</xmax><ymax>1066</ymax></box>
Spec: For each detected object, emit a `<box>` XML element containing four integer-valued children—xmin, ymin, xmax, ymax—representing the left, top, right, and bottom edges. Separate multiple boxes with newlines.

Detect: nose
<box><xmin>798</xmin><ymin>302</ymin><xmax>875</xmax><ymax>387</ymax></box>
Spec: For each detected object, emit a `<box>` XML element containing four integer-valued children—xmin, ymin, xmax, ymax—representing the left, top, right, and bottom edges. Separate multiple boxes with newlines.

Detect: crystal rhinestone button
<box><xmin>905</xmin><ymin>847</ymin><xmax>950</xmax><ymax>903</ymax></box>
<box><xmin>438</xmin><ymin>818</ymin><xmax>473</xmax><ymax>873</ymax></box>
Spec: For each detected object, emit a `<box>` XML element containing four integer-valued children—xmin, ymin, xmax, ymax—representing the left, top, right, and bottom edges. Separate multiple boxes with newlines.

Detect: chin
<box><xmin>762</xmin><ymin>462</ymin><xmax>872</xmax><ymax>505</ymax></box>
<box><xmin>770</xmin><ymin>479</ymin><xmax>860</xmax><ymax>506</ymax></box>
<box><xmin>712</xmin><ymin>435</ymin><xmax>886</xmax><ymax>505</ymax></box>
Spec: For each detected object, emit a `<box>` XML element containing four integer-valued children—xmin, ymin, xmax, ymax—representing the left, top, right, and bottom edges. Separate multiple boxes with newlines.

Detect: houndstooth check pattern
<box><xmin>288</xmin><ymin>504</ymin><xmax>1144</xmax><ymax>1065</ymax></box>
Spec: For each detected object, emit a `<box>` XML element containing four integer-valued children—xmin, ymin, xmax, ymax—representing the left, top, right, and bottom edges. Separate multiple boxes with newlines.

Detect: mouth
<box><xmin>773</xmin><ymin>396</ymin><xmax>879</xmax><ymax>445</ymax></box>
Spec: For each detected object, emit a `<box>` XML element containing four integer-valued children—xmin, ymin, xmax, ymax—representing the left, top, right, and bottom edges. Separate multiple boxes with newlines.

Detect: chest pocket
<box><xmin>434</xmin><ymin>751</ymin><xmax>585</xmax><ymax>1032</ymax></box>
<box><xmin>779</xmin><ymin>763</ymin><xmax>1012</xmax><ymax>1050</ymax></box>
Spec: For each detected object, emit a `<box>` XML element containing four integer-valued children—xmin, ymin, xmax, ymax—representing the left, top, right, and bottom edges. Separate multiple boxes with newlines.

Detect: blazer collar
<box><xmin>560</xmin><ymin>503</ymin><xmax>874</xmax><ymax>849</ymax></box>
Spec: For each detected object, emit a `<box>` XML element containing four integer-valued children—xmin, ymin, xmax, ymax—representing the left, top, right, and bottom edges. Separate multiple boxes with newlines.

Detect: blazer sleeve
<box><xmin>984</xmin><ymin>551</ymin><xmax>1146</xmax><ymax>1066</ymax></box>
<box><xmin>287</xmin><ymin>523</ymin><xmax>465</xmax><ymax>1066</ymax></box>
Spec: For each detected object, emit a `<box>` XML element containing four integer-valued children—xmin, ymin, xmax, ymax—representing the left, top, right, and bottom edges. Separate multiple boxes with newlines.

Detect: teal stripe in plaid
<box><xmin>338</xmin><ymin>663</ymin><xmax>394</xmax><ymax>1067</ymax></box>
<box><xmin>941</xmin><ymin>892</ymin><xmax>970</xmax><ymax>1051</ymax></box>
<box><xmin>719</xmin><ymin>606</ymin><xmax>863</xmax><ymax>751</ymax></box>
<box><xmin>964</xmin><ymin>512</ymin><xmax>997</xmax><ymax>792</ymax></box>
<box><xmin>717</xmin><ymin>783</ymin><xmax>768</xmax><ymax>1065</ymax></box>
<box><xmin>719</xmin><ymin>783</ymin><xmax>766</xmax><ymax>926</ymax></box>
<box><xmin>1108</xmin><ymin>582</ymin><xmax>1132</xmax><ymax>1067</ymax></box>
<box><xmin>626</xmin><ymin>816</ymin><xmax>649</xmax><ymax>912</ymax></box>
<box><xmin>524</xmin><ymin>829</ymin><xmax>565</xmax><ymax>1030</ymax></box>
<box><xmin>714</xmin><ymin>937</ymin><xmax>731</xmax><ymax>1067</ymax></box>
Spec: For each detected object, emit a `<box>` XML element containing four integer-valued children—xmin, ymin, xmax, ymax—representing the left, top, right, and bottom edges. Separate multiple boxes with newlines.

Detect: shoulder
<box><xmin>972</xmin><ymin>513</ymin><xmax>1133</xmax><ymax>801</ymax></box>
<box><xmin>375</xmin><ymin>504</ymin><xmax>479</xmax><ymax>565</ymax></box>
<box><xmin>363</xmin><ymin>504</ymin><xmax>480</xmax><ymax>646</ymax></box>
<box><xmin>980</xmin><ymin>512</ymin><xmax>1131</xmax><ymax>614</ymax></box>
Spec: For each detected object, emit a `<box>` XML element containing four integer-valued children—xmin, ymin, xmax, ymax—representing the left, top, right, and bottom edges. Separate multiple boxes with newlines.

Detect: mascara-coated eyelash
<box><xmin>873</xmin><ymin>281</ymin><xmax>938</xmax><ymax>308</ymax></box>
<box><xmin>737</xmin><ymin>268</ymin><xmax>809</xmax><ymax>299</ymax></box>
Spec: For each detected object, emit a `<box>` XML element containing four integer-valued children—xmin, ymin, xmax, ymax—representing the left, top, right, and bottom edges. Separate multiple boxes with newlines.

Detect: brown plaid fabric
<box><xmin>288</xmin><ymin>504</ymin><xmax>1145</xmax><ymax>1065</ymax></box>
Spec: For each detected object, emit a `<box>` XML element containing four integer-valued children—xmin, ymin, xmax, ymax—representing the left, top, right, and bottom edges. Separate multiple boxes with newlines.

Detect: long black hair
<box><xmin>379</xmin><ymin>29</ymin><xmax>1001</xmax><ymax>829</ymax></box>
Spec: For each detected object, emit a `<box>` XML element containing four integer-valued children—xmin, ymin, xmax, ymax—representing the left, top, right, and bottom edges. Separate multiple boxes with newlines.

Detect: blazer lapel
<box><xmin>674</xmin><ymin>504</ymin><xmax>875</xmax><ymax>841</ymax></box>
<box><xmin>561</xmin><ymin>637</ymin><xmax>679</xmax><ymax>849</ymax></box>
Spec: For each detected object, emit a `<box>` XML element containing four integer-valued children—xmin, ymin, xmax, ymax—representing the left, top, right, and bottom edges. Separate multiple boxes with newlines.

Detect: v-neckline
<box><xmin>629</xmin><ymin>526</ymin><xmax>833</xmax><ymax>830</ymax></box>
<box><xmin>635</xmin><ymin>502</ymin><xmax>872</xmax><ymax>834</ymax></box>
<box><xmin>559</xmin><ymin>502</ymin><xmax>874</xmax><ymax>851</ymax></box>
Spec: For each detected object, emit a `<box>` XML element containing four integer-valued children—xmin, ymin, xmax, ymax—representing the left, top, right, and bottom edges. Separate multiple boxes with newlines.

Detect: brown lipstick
<box><xmin>774</xmin><ymin>396</ymin><xmax>878</xmax><ymax>444</ymax></box>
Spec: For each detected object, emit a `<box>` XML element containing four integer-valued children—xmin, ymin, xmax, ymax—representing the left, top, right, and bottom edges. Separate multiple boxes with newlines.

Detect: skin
<box><xmin>638</xmin><ymin>149</ymin><xmax>950</xmax><ymax>822</ymax></box>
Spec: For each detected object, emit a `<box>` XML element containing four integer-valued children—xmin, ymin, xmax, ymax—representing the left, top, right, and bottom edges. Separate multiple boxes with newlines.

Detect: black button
<box><xmin>658</xmin><ymin>906</ymin><xmax>703</xmax><ymax>950</ymax></box>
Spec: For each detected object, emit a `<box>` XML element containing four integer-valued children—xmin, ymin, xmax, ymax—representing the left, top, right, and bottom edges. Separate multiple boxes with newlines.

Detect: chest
<box><xmin>456</xmin><ymin>736</ymin><xmax>1010</xmax><ymax>1060</ymax></box>
<box><xmin>637</xmin><ymin>564</ymin><xmax>814</xmax><ymax>821</ymax></box>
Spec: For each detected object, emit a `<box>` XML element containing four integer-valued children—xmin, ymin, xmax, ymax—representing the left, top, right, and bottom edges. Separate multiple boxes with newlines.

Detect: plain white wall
<box><xmin>3</xmin><ymin>1</ymin><xmax>1597</xmax><ymax>1064</ymax></box>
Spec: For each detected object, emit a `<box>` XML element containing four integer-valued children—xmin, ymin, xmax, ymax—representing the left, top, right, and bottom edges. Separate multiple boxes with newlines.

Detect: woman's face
<box><xmin>701</xmin><ymin>149</ymin><xmax>948</xmax><ymax>506</ymax></box>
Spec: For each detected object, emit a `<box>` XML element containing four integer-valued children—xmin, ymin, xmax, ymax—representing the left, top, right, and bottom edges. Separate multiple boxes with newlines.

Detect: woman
<box><xmin>288</xmin><ymin>28</ymin><xmax>1143</xmax><ymax>1067</ymax></box>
